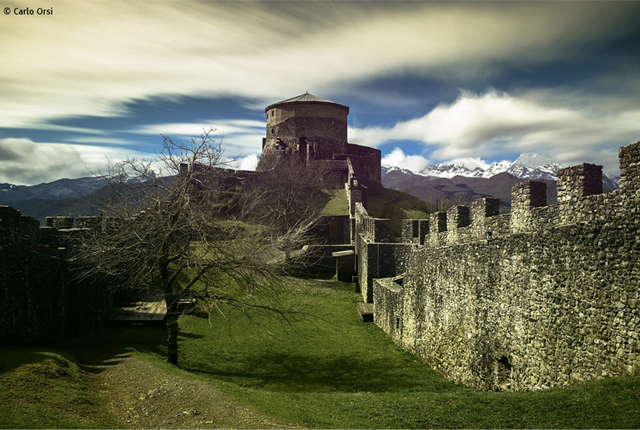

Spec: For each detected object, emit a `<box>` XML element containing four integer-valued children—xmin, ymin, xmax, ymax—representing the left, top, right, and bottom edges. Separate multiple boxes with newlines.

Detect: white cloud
<box><xmin>381</xmin><ymin>148</ymin><xmax>430</xmax><ymax>173</ymax></box>
<box><xmin>445</xmin><ymin>157</ymin><xmax>493</xmax><ymax>171</ymax></box>
<box><xmin>129</xmin><ymin>119</ymin><xmax>265</xmax><ymax>158</ymax></box>
<box><xmin>357</xmin><ymin>89</ymin><xmax>640</xmax><ymax>174</ymax></box>
<box><xmin>230</xmin><ymin>154</ymin><xmax>260</xmax><ymax>171</ymax></box>
<box><xmin>0</xmin><ymin>2</ymin><xmax>636</xmax><ymax>130</ymax></box>
<box><xmin>0</xmin><ymin>138</ymin><xmax>152</xmax><ymax>185</ymax></box>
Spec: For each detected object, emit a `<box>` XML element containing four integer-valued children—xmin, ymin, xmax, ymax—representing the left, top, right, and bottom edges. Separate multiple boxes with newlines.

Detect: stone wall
<box><xmin>0</xmin><ymin>207</ymin><xmax>113</xmax><ymax>345</ymax></box>
<box><xmin>358</xmin><ymin>140</ymin><xmax>640</xmax><ymax>391</ymax></box>
<box><xmin>353</xmin><ymin>202</ymin><xmax>413</xmax><ymax>302</ymax></box>
<box><xmin>345</xmin><ymin>143</ymin><xmax>382</xmax><ymax>189</ymax></box>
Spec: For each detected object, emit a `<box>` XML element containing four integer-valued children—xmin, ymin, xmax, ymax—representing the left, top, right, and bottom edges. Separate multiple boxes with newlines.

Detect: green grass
<box><xmin>0</xmin><ymin>348</ymin><xmax>119</xmax><ymax>429</ymax></box>
<box><xmin>367</xmin><ymin>188</ymin><xmax>431</xmax><ymax>235</ymax></box>
<box><xmin>320</xmin><ymin>189</ymin><xmax>349</xmax><ymax>216</ymax></box>
<box><xmin>2</xmin><ymin>279</ymin><xmax>640</xmax><ymax>428</ymax></box>
<box><xmin>320</xmin><ymin>187</ymin><xmax>432</xmax><ymax>235</ymax></box>
<box><xmin>176</xmin><ymin>280</ymin><xmax>640</xmax><ymax>428</ymax></box>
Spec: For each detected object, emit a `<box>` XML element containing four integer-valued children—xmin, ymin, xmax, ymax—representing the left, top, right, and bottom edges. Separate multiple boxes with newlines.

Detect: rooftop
<box><xmin>265</xmin><ymin>92</ymin><xmax>349</xmax><ymax>112</ymax></box>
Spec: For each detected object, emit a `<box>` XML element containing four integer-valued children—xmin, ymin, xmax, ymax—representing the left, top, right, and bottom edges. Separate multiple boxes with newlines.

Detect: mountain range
<box><xmin>1</xmin><ymin>153</ymin><xmax>621</xmax><ymax>223</ymax></box>
<box><xmin>381</xmin><ymin>153</ymin><xmax>619</xmax><ymax>213</ymax></box>
<box><xmin>0</xmin><ymin>177</ymin><xmax>109</xmax><ymax>224</ymax></box>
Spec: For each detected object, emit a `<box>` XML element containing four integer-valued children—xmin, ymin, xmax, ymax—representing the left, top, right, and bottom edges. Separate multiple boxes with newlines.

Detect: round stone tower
<box><xmin>257</xmin><ymin>92</ymin><xmax>350</xmax><ymax>170</ymax></box>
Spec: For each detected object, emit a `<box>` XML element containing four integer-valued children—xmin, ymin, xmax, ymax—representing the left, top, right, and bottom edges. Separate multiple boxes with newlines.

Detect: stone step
<box><xmin>357</xmin><ymin>302</ymin><xmax>374</xmax><ymax>323</ymax></box>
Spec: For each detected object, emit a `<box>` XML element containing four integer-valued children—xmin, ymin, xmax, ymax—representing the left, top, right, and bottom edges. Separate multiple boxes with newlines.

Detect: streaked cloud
<box><xmin>1</xmin><ymin>1</ymin><xmax>639</xmax><ymax>184</ymax></box>
<box><xmin>129</xmin><ymin>120</ymin><xmax>265</xmax><ymax>157</ymax></box>
<box><xmin>230</xmin><ymin>154</ymin><xmax>260</xmax><ymax>172</ymax></box>
<box><xmin>353</xmin><ymin>89</ymin><xmax>640</xmax><ymax>174</ymax></box>
<box><xmin>131</xmin><ymin>120</ymin><xmax>264</xmax><ymax>137</ymax></box>
<box><xmin>1</xmin><ymin>2</ymin><xmax>636</xmax><ymax>129</ymax></box>
<box><xmin>0</xmin><ymin>138</ymin><xmax>151</xmax><ymax>185</ymax></box>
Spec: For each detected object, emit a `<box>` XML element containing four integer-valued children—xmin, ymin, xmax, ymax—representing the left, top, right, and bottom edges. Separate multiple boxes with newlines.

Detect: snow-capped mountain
<box><xmin>379</xmin><ymin>165</ymin><xmax>417</xmax><ymax>176</ymax></box>
<box><xmin>383</xmin><ymin>152</ymin><xmax>619</xmax><ymax>186</ymax></box>
<box><xmin>505</xmin><ymin>153</ymin><xmax>564</xmax><ymax>181</ymax></box>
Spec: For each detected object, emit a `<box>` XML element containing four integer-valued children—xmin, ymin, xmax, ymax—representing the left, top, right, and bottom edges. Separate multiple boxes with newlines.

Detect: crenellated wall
<box><xmin>0</xmin><ymin>208</ymin><xmax>112</xmax><ymax>345</ymax></box>
<box><xmin>353</xmin><ymin>140</ymin><xmax>640</xmax><ymax>391</ymax></box>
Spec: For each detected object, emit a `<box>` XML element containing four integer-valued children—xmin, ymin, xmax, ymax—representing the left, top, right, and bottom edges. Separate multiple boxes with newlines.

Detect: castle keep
<box><xmin>257</xmin><ymin>92</ymin><xmax>381</xmax><ymax>189</ymax></box>
<box><xmin>351</xmin><ymin>140</ymin><xmax>640</xmax><ymax>391</ymax></box>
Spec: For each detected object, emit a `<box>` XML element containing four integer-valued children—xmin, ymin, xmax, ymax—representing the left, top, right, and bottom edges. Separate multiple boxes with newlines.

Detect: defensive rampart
<box><xmin>0</xmin><ymin>209</ymin><xmax>113</xmax><ymax>345</ymax></box>
<box><xmin>354</xmin><ymin>140</ymin><xmax>640</xmax><ymax>391</ymax></box>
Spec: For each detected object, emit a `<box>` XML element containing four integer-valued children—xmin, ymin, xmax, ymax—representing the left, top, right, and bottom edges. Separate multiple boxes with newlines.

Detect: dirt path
<box><xmin>82</xmin><ymin>352</ymin><xmax>293</xmax><ymax>429</ymax></box>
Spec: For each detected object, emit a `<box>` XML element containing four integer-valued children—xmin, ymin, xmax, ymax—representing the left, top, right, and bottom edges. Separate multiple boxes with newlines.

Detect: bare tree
<box><xmin>239</xmin><ymin>157</ymin><xmax>331</xmax><ymax>258</ymax></box>
<box><xmin>72</xmin><ymin>130</ymin><xmax>322</xmax><ymax>365</ymax></box>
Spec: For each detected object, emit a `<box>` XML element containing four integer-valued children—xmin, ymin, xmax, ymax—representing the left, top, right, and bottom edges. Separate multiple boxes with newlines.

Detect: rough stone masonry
<box><xmin>355</xmin><ymin>140</ymin><xmax>640</xmax><ymax>391</ymax></box>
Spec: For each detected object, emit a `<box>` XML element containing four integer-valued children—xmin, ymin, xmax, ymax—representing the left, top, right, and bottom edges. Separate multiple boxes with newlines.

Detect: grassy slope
<box><xmin>367</xmin><ymin>187</ymin><xmax>431</xmax><ymax>236</ymax></box>
<box><xmin>177</xmin><ymin>280</ymin><xmax>640</xmax><ymax>429</ymax></box>
<box><xmin>1</xmin><ymin>280</ymin><xmax>639</xmax><ymax>429</ymax></box>
<box><xmin>321</xmin><ymin>187</ymin><xmax>432</xmax><ymax>236</ymax></box>
<box><xmin>0</xmin><ymin>349</ymin><xmax>119</xmax><ymax>429</ymax></box>
<box><xmin>320</xmin><ymin>189</ymin><xmax>350</xmax><ymax>216</ymax></box>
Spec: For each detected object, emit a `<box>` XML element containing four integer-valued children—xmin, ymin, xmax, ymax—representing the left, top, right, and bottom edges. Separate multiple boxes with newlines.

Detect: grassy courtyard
<box><xmin>1</xmin><ymin>279</ymin><xmax>640</xmax><ymax>428</ymax></box>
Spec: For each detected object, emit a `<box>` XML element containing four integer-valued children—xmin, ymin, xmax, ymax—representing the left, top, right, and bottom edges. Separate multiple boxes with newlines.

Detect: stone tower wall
<box><xmin>261</xmin><ymin>102</ymin><xmax>348</xmax><ymax>165</ymax></box>
<box><xmin>258</xmin><ymin>96</ymin><xmax>381</xmax><ymax>189</ymax></box>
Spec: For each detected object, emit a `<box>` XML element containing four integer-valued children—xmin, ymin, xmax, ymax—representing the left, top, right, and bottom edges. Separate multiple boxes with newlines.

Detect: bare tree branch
<box><xmin>72</xmin><ymin>129</ymin><xmax>325</xmax><ymax>365</ymax></box>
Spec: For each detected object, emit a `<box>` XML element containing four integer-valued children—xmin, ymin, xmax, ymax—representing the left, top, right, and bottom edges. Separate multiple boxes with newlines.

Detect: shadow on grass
<box><xmin>183</xmin><ymin>351</ymin><xmax>459</xmax><ymax>393</ymax></box>
<box><xmin>178</xmin><ymin>331</ymin><xmax>206</xmax><ymax>340</ymax></box>
<box><xmin>61</xmin><ymin>326</ymin><xmax>167</xmax><ymax>373</ymax></box>
<box><xmin>0</xmin><ymin>349</ymin><xmax>64</xmax><ymax>375</ymax></box>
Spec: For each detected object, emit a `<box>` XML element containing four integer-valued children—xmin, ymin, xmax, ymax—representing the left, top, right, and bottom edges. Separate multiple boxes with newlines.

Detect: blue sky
<box><xmin>1</xmin><ymin>1</ymin><xmax>640</xmax><ymax>185</ymax></box>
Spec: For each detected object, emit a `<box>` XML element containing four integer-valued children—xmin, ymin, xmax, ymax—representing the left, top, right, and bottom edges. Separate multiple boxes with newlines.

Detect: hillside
<box><xmin>319</xmin><ymin>187</ymin><xmax>431</xmax><ymax>237</ymax></box>
<box><xmin>381</xmin><ymin>153</ymin><xmax>619</xmax><ymax>212</ymax></box>
<box><xmin>366</xmin><ymin>187</ymin><xmax>432</xmax><ymax>236</ymax></box>
<box><xmin>382</xmin><ymin>171</ymin><xmax>558</xmax><ymax>213</ymax></box>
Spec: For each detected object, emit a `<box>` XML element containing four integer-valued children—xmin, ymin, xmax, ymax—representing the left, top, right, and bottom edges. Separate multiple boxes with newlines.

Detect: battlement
<box><xmin>354</xmin><ymin>202</ymin><xmax>390</xmax><ymax>243</ymax></box>
<box><xmin>45</xmin><ymin>215</ymin><xmax>105</xmax><ymax>231</ymax></box>
<box><xmin>0</xmin><ymin>207</ymin><xmax>109</xmax><ymax>259</ymax></box>
<box><xmin>394</xmin><ymin>140</ymin><xmax>639</xmax><ymax>247</ymax></box>
<box><xmin>366</xmin><ymin>139</ymin><xmax>640</xmax><ymax>392</ymax></box>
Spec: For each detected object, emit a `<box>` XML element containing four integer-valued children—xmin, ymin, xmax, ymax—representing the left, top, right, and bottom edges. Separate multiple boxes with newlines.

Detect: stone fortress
<box><xmin>2</xmin><ymin>93</ymin><xmax>639</xmax><ymax>393</ymax></box>
<box><xmin>257</xmin><ymin>92</ymin><xmax>381</xmax><ymax>190</ymax></box>
<box><xmin>354</xmin><ymin>144</ymin><xmax>640</xmax><ymax>391</ymax></box>
<box><xmin>258</xmin><ymin>93</ymin><xmax>640</xmax><ymax>391</ymax></box>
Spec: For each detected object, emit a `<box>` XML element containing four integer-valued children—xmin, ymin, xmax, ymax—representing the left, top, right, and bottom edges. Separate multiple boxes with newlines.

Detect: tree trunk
<box><xmin>161</xmin><ymin>259</ymin><xmax>179</xmax><ymax>366</ymax></box>
<box><xmin>166</xmin><ymin>305</ymin><xmax>179</xmax><ymax>365</ymax></box>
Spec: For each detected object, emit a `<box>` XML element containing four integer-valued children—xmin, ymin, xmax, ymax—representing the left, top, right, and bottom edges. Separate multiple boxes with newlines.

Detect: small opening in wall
<box><xmin>498</xmin><ymin>356</ymin><xmax>512</xmax><ymax>370</ymax></box>
<box><xmin>396</xmin><ymin>317</ymin><xmax>400</xmax><ymax>330</ymax></box>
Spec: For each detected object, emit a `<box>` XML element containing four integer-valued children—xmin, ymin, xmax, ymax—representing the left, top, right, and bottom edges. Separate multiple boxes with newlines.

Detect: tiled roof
<box><xmin>265</xmin><ymin>92</ymin><xmax>348</xmax><ymax>112</ymax></box>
